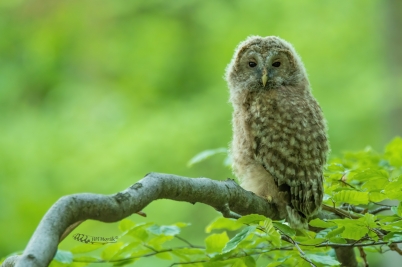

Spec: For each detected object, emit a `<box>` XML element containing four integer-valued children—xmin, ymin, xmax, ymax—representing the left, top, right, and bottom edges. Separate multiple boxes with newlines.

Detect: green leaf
<box><xmin>188</xmin><ymin>148</ymin><xmax>227</xmax><ymax>166</ymax></box>
<box><xmin>368</xmin><ymin>229</ymin><xmax>379</xmax><ymax>241</ymax></box>
<box><xmin>171</xmin><ymin>248</ymin><xmax>206</xmax><ymax>262</ymax></box>
<box><xmin>341</xmin><ymin>225</ymin><xmax>368</xmax><ymax>240</ymax></box>
<box><xmin>380</xmin><ymin>220</ymin><xmax>402</xmax><ymax>231</ymax></box>
<box><xmin>49</xmin><ymin>260</ymin><xmax>67</xmax><ymax>267</ymax></box>
<box><xmin>309</xmin><ymin>218</ymin><xmax>336</xmax><ymax>229</ymax></box>
<box><xmin>113</xmin><ymin>241</ymin><xmax>141</xmax><ymax>258</ymax></box>
<box><xmin>384</xmin><ymin>232</ymin><xmax>402</xmax><ymax>243</ymax></box>
<box><xmin>385</xmin><ymin>137</ymin><xmax>402</xmax><ymax>167</ymax></box>
<box><xmin>147</xmin><ymin>225</ymin><xmax>180</xmax><ymax>236</ymax></box>
<box><xmin>273</xmin><ymin>222</ymin><xmax>296</xmax><ymax>237</ymax></box>
<box><xmin>130</xmin><ymin>249</ymin><xmax>153</xmax><ymax>258</ymax></box>
<box><xmin>378</xmin><ymin>214</ymin><xmax>401</xmax><ymax>223</ymax></box>
<box><xmin>243</xmin><ymin>256</ymin><xmax>257</xmax><ymax>267</ymax></box>
<box><xmin>126</xmin><ymin>223</ymin><xmax>153</xmax><ymax>241</ymax></box>
<box><xmin>327</xmin><ymin>163</ymin><xmax>346</xmax><ymax>172</ymax></box>
<box><xmin>112</xmin><ymin>258</ymin><xmax>136</xmax><ymax>267</ymax></box>
<box><xmin>361</xmin><ymin>176</ymin><xmax>389</xmax><ymax>191</ymax></box>
<box><xmin>323</xmin><ymin>193</ymin><xmax>332</xmax><ymax>201</ymax></box>
<box><xmin>118</xmin><ymin>219</ymin><xmax>136</xmax><ymax>232</ymax></box>
<box><xmin>331</xmin><ymin>216</ymin><xmax>374</xmax><ymax>240</ymax></box>
<box><xmin>369</xmin><ymin>191</ymin><xmax>388</xmax><ymax>202</ymax></box>
<box><xmin>385</xmin><ymin>180</ymin><xmax>402</xmax><ymax>200</ymax></box>
<box><xmin>53</xmin><ymin>250</ymin><xmax>73</xmax><ymax>264</ymax></box>
<box><xmin>266</xmin><ymin>256</ymin><xmax>291</xmax><ymax>267</ymax></box>
<box><xmin>173</xmin><ymin>222</ymin><xmax>190</xmax><ymax>228</ymax></box>
<box><xmin>237</xmin><ymin>214</ymin><xmax>266</xmax><ymax>224</ymax></box>
<box><xmin>391</xmin><ymin>202</ymin><xmax>402</xmax><ymax>217</ymax></box>
<box><xmin>351</xmin><ymin>169</ymin><xmax>388</xmax><ymax>182</ymax></box>
<box><xmin>306</xmin><ymin>254</ymin><xmax>340</xmax><ymax>266</ymax></box>
<box><xmin>70</xmin><ymin>243</ymin><xmax>105</xmax><ymax>254</ymax></box>
<box><xmin>72</xmin><ymin>256</ymin><xmax>101</xmax><ymax>263</ymax></box>
<box><xmin>315</xmin><ymin>227</ymin><xmax>337</xmax><ymax>239</ymax></box>
<box><xmin>326</xmin><ymin>173</ymin><xmax>344</xmax><ymax>182</ymax></box>
<box><xmin>299</xmin><ymin>229</ymin><xmax>317</xmax><ymax>238</ymax></box>
<box><xmin>386</xmin><ymin>189</ymin><xmax>402</xmax><ymax>201</ymax></box>
<box><xmin>327</xmin><ymin>226</ymin><xmax>345</xmax><ymax>239</ymax></box>
<box><xmin>362</xmin><ymin>213</ymin><xmax>377</xmax><ymax>228</ymax></box>
<box><xmin>148</xmin><ymin>235</ymin><xmax>174</xmax><ymax>248</ymax></box>
<box><xmin>333</xmin><ymin>190</ymin><xmax>369</xmax><ymax>205</ymax></box>
<box><xmin>222</xmin><ymin>225</ymin><xmax>256</xmax><ymax>253</ymax></box>
<box><xmin>261</xmin><ymin>219</ymin><xmax>281</xmax><ymax>247</ymax></box>
<box><xmin>206</xmin><ymin>217</ymin><xmax>243</xmax><ymax>233</ymax></box>
<box><xmin>205</xmin><ymin>232</ymin><xmax>230</xmax><ymax>253</ymax></box>
<box><xmin>101</xmin><ymin>242</ymin><xmax>124</xmax><ymax>261</ymax></box>
<box><xmin>155</xmin><ymin>251</ymin><xmax>172</xmax><ymax>260</ymax></box>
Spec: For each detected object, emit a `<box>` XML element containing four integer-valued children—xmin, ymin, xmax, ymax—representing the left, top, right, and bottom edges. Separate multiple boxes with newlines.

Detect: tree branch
<box><xmin>7</xmin><ymin>173</ymin><xmax>280</xmax><ymax>267</ymax></box>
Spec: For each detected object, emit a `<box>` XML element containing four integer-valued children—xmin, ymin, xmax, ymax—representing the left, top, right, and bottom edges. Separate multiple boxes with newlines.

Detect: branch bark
<box><xmin>6</xmin><ymin>173</ymin><xmax>280</xmax><ymax>267</ymax></box>
<box><xmin>334</xmin><ymin>247</ymin><xmax>358</xmax><ymax>267</ymax></box>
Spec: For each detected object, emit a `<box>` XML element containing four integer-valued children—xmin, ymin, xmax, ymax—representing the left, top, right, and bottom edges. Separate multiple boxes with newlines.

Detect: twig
<box><xmin>340</xmin><ymin>204</ymin><xmax>366</xmax><ymax>214</ymax></box>
<box><xmin>301</xmin><ymin>240</ymin><xmax>402</xmax><ymax>248</ymax></box>
<box><xmin>350</xmin><ymin>236</ymin><xmax>370</xmax><ymax>247</ymax></box>
<box><xmin>371</xmin><ymin>202</ymin><xmax>393</xmax><ymax>207</ymax></box>
<box><xmin>339</xmin><ymin>175</ymin><xmax>358</xmax><ymax>190</ymax></box>
<box><xmin>282</xmin><ymin>235</ymin><xmax>316</xmax><ymax>267</ymax></box>
<box><xmin>71</xmin><ymin>245</ymin><xmax>204</xmax><ymax>264</ymax></box>
<box><xmin>369</xmin><ymin>228</ymin><xmax>385</xmax><ymax>240</ymax></box>
<box><xmin>369</xmin><ymin>206</ymin><xmax>391</xmax><ymax>215</ymax></box>
<box><xmin>175</xmin><ymin>236</ymin><xmax>204</xmax><ymax>248</ymax></box>
<box><xmin>217</xmin><ymin>202</ymin><xmax>242</xmax><ymax>219</ymax></box>
<box><xmin>322</xmin><ymin>204</ymin><xmax>361</xmax><ymax>219</ymax></box>
<box><xmin>389</xmin><ymin>243</ymin><xmax>402</xmax><ymax>256</ymax></box>
<box><xmin>170</xmin><ymin>260</ymin><xmax>207</xmax><ymax>266</ymax></box>
<box><xmin>358</xmin><ymin>247</ymin><xmax>368</xmax><ymax>267</ymax></box>
<box><xmin>143</xmin><ymin>244</ymin><xmax>158</xmax><ymax>253</ymax></box>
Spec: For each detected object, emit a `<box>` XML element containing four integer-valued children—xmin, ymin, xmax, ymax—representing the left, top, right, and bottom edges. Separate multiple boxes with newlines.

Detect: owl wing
<box><xmin>260</xmin><ymin>135</ymin><xmax>326</xmax><ymax>218</ymax></box>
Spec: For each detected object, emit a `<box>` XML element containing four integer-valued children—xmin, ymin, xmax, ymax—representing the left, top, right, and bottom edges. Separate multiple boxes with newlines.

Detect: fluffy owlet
<box><xmin>225</xmin><ymin>36</ymin><xmax>329</xmax><ymax>228</ymax></box>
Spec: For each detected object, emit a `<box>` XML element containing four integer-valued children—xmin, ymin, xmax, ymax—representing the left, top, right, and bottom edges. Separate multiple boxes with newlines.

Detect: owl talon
<box><xmin>266</xmin><ymin>195</ymin><xmax>273</xmax><ymax>203</ymax></box>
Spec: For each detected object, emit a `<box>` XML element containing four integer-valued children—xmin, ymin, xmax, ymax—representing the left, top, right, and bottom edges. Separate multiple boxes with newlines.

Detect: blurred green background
<box><xmin>1</xmin><ymin>0</ymin><xmax>401</xmax><ymax>265</ymax></box>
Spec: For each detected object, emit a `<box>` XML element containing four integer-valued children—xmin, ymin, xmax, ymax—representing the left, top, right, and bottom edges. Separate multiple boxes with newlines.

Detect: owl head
<box><xmin>225</xmin><ymin>36</ymin><xmax>308</xmax><ymax>92</ymax></box>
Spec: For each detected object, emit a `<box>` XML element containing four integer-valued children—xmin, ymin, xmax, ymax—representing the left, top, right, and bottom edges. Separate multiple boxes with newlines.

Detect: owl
<box><xmin>225</xmin><ymin>36</ymin><xmax>329</xmax><ymax>228</ymax></box>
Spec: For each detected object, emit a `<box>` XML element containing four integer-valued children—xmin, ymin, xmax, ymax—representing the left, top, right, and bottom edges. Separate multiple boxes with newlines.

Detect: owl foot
<box><xmin>265</xmin><ymin>195</ymin><xmax>273</xmax><ymax>203</ymax></box>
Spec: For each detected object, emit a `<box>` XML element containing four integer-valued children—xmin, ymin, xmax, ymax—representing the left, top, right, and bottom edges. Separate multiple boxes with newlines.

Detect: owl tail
<box><xmin>286</xmin><ymin>206</ymin><xmax>309</xmax><ymax>229</ymax></box>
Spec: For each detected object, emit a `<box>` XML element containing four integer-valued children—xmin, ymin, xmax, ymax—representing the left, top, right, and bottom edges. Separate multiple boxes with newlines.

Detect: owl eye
<box><xmin>272</xmin><ymin>62</ymin><xmax>281</xmax><ymax>67</ymax></box>
<box><xmin>248</xmin><ymin>62</ymin><xmax>257</xmax><ymax>68</ymax></box>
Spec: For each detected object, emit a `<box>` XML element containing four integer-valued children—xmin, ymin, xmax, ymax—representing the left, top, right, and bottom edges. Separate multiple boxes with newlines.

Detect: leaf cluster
<box><xmin>320</xmin><ymin>138</ymin><xmax>402</xmax><ymax>243</ymax></box>
<box><xmin>50</xmin><ymin>215</ymin><xmax>340</xmax><ymax>267</ymax></box>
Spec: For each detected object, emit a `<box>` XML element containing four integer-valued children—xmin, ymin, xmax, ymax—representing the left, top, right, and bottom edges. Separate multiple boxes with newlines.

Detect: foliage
<box><xmin>26</xmin><ymin>137</ymin><xmax>399</xmax><ymax>267</ymax></box>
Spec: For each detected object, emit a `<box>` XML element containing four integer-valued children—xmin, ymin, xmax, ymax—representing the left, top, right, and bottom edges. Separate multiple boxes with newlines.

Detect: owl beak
<box><xmin>262</xmin><ymin>68</ymin><xmax>268</xmax><ymax>87</ymax></box>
